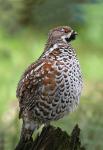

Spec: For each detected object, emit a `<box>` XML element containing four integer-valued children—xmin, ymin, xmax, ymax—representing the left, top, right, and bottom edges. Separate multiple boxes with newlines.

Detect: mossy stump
<box><xmin>15</xmin><ymin>124</ymin><xmax>85</xmax><ymax>150</ymax></box>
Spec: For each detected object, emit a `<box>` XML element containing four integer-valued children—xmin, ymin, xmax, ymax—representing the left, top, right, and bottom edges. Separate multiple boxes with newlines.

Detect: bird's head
<box><xmin>48</xmin><ymin>26</ymin><xmax>77</xmax><ymax>43</ymax></box>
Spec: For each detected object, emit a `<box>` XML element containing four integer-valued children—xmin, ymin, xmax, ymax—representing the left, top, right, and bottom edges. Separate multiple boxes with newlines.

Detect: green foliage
<box><xmin>0</xmin><ymin>0</ymin><xmax>85</xmax><ymax>32</ymax></box>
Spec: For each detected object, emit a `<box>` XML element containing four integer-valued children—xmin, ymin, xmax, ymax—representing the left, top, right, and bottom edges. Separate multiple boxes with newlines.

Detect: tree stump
<box><xmin>15</xmin><ymin>124</ymin><xmax>85</xmax><ymax>150</ymax></box>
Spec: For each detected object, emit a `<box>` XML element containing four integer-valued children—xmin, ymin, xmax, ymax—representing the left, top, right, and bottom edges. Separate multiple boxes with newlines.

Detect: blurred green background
<box><xmin>0</xmin><ymin>0</ymin><xmax>103</xmax><ymax>149</ymax></box>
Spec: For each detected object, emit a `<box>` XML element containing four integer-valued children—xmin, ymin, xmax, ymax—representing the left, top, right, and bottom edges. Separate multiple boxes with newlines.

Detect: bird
<box><xmin>16</xmin><ymin>26</ymin><xmax>83</xmax><ymax>141</ymax></box>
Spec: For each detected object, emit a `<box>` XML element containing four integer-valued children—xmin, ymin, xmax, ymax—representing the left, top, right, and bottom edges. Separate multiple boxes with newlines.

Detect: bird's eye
<box><xmin>63</xmin><ymin>28</ymin><xmax>69</xmax><ymax>33</ymax></box>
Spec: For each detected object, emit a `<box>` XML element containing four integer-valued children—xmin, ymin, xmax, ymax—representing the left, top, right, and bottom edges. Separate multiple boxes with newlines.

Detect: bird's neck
<box><xmin>44</xmin><ymin>37</ymin><xmax>68</xmax><ymax>52</ymax></box>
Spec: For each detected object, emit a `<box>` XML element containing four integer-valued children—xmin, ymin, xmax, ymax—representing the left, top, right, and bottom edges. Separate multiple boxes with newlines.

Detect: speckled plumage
<box><xmin>16</xmin><ymin>26</ymin><xmax>83</xmax><ymax>140</ymax></box>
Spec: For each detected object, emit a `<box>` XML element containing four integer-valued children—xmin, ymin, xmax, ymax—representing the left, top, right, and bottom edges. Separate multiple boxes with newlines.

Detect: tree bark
<box><xmin>15</xmin><ymin>124</ymin><xmax>85</xmax><ymax>150</ymax></box>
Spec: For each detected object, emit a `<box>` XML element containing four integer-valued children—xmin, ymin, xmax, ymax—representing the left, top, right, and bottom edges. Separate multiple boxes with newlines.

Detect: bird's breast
<box><xmin>53</xmin><ymin>51</ymin><xmax>83</xmax><ymax>113</ymax></box>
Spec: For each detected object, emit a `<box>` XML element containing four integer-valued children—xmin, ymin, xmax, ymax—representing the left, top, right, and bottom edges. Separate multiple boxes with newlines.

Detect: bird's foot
<box><xmin>20</xmin><ymin>129</ymin><xmax>33</xmax><ymax>143</ymax></box>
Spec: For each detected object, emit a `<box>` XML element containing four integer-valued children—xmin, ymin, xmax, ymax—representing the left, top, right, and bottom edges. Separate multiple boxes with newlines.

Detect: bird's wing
<box><xmin>16</xmin><ymin>59</ymin><xmax>44</xmax><ymax>117</ymax></box>
<box><xmin>16</xmin><ymin>56</ymin><xmax>60</xmax><ymax>118</ymax></box>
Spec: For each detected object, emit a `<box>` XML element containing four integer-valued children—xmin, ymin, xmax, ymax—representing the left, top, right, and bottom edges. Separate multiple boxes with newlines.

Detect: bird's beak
<box><xmin>74</xmin><ymin>31</ymin><xmax>78</xmax><ymax>35</ymax></box>
<box><xmin>73</xmin><ymin>31</ymin><xmax>78</xmax><ymax>36</ymax></box>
